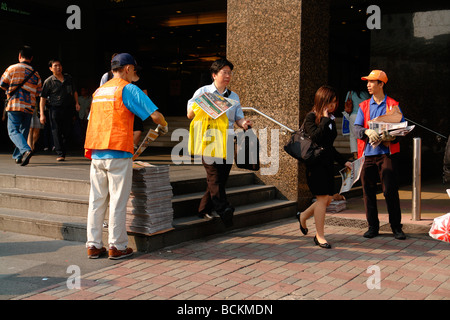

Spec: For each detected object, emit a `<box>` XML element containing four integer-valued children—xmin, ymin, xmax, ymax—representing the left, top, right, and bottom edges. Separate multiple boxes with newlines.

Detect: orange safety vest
<box><xmin>357</xmin><ymin>96</ymin><xmax>401</xmax><ymax>159</ymax></box>
<box><xmin>84</xmin><ymin>78</ymin><xmax>135</xmax><ymax>159</ymax></box>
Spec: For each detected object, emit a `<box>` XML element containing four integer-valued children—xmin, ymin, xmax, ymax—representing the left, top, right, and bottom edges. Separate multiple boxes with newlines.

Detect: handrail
<box><xmin>242</xmin><ymin>108</ymin><xmax>448</xmax><ymax>140</ymax></box>
<box><xmin>405</xmin><ymin>117</ymin><xmax>447</xmax><ymax>140</ymax></box>
<box><xmin>242</xmin><ymin>107</ymin><xmax>295</xmax><ymax>133</ymax></box>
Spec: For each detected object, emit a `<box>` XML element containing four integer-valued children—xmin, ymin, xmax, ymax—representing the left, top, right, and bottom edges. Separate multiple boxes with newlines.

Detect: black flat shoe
<box><xmin>296</xmin><ymin>212</ymin><xmax>308</xmax><ymax>235</ymax></box>
<box><xmin>314</xmin><ymin>235</ymin><xmax>331</xmax><ymax>249</ymax></box>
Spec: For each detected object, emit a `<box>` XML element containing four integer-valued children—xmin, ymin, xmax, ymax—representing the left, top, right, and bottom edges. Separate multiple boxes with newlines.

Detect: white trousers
<box><xmin>86</xmin><ymin>158</ymin><xmax>133</xmax><ymax>250</ymax></box>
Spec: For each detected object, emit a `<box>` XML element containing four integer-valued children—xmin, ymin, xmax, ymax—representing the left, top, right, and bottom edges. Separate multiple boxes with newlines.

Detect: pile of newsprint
<box><xmin>126</xmin><ymin>161</ymin><xmax>174</xmax><ymax>235</ymax></box>
<box><xmin>367</xmin><ymin>106</ymin><xmax>415</xmax><ymax>148</ymax></box>
<box><xmin>339</xmin><ymin>105</ymin><xmax>414</xmax><ymax>195</ymax></box>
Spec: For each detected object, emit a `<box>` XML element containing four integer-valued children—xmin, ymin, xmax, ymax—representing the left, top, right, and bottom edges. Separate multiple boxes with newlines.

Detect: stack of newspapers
<box><xmin>312</xmin><ymin>198</ymin><xmax>347</xmax><ymax>213</ymax></box>
<box><xmin>126</xmin><ymin>161</ymin><xmax>174</xmax><ymax>234</ymax></box>
<box><xmin>326</xmin><ymin>200</ymin><xmax>347</xmax><ymax>213</ymax></box>
<box><xmin>368</xmin><ymin>106</ymin><xmax>415</xmax><ymax>148</ymax></box>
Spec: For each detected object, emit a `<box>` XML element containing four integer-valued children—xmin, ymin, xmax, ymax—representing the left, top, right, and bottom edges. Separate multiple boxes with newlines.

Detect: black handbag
<box><xmin>284</xmin><ymin>121</ymin><xmax>324</xmax><ymax>164</ymax></box>
<box><xmin>234</xmin><ymin>126</ymin><xmax>260</xmax><ymax>171</ymax></box>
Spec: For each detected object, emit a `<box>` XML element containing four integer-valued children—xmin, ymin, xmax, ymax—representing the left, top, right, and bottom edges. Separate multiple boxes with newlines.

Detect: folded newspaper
<box><xmin>339</xmin><ymin>156</ymin><xmax>365</xmax><ymax>194</ymax></box>
<box><xmin>368</xmin><ymin>120</ymin><xmax>415</xmax><ymax>148</ymax></box>
<box><xmin>193</xmin><ymin>92</ymin><xmax>238</xmax><ymax>119</ymax></box>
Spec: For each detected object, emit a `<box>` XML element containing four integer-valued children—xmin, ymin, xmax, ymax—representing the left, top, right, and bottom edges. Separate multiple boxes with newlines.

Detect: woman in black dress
<box><xmin>297</xmin><ymin>86</ymin><xmax>351</xmax><ymax>249</ymax></box>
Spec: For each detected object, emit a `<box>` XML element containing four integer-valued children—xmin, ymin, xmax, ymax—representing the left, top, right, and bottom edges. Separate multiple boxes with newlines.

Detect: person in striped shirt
<box><xmin>0</xmin><ymin>46</ymin><xmax>42</xmax><ymax>166</ymax></box>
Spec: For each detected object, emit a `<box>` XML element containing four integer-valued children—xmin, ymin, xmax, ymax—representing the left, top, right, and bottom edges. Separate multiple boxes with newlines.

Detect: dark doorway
<box><xmin>0</xmin><ymin>0</ymin><xmax>227</xmax><ymax>152</ymax></box>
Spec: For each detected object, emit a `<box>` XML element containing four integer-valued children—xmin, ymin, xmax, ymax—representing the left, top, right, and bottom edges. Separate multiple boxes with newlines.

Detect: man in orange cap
<box><xmin>353</xmin><ymin>70</ymin><xmax>406</xmax><ymax>240</ymax></box>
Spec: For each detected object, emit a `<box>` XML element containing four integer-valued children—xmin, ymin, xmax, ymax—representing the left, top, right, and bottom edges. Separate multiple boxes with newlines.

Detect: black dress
<box><xmin>303</xmin><ymin>112</ymin><xmax>347</xmax><ymax>196</ymax></box>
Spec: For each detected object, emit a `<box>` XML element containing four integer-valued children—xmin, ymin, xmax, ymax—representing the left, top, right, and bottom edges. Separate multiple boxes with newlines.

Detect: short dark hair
<box><xmin>377</xmin><ymin>80</ymin><xmax>386</xmax><ymax>90</ymax></box>
<box><xmin>19</xmin><ymin>46</ymin><xmax>33</xmax><ymax>60</ymax></box>
<box><xmin>210</xmin><ymin>58</ymin><xmax>234</xmax><ymax>75</ymax></box>
<box><xmin>112</xmin><ymin>66</ymin><xmax>125</xmax><ymax>73</ymax></box>
<box><xmin>48</xmin><ymin>59</ymin><xmax>61</xmax><ymax>68</ymax></box>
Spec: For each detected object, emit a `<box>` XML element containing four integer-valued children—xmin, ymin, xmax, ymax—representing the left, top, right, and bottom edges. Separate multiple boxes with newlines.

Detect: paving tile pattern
<box><xmin>15</xmin><ymin>218</ymin><xmax>450</xmax><ymax>300</ymax></box>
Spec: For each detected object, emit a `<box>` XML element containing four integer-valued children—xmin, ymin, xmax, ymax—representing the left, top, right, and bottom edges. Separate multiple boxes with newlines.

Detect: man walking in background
<box><xmin>40</xmin><ymin>59</ymin><xmax>80</xmax><ymax>161</ymax></box>
<box><xmin>0</xmin><ymin>46</ymin><xmax>42</xmax><ymax>166</ymax></box>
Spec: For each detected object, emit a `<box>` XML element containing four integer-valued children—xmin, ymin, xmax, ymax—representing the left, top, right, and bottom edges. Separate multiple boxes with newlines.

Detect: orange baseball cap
<box><xmin>361</xmin><ymin>70</ymin><xmax>388</xmax><ymax>84</ymax></box>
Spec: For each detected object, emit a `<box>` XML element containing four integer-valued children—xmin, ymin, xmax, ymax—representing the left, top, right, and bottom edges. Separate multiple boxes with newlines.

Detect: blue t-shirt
<box><xmin>91</xmin><ymin>83</ymin><xmax>158</xmax><ymax>159</ymax></box>
<box><xmin>354</xmin><ymin>95</ymin><xmax>404</xmax><ymax>156</ymax></box>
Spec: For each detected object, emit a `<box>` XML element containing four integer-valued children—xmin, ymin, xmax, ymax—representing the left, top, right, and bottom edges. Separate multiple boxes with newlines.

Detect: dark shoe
<box><xmin>392</xmin><ymin>225</ymin><xmax>406</xmax><ymax>240</ymax></box>
<box><xmin>363</xmin><ymin>228</ymin><xmax>379</xmax><ymax>238</ymax></box>
<box><xmin>314</xmin><ymin>235</ymin><xmax>332</xmax><ymax>249</ymax></box>
<box><xmin>109</xmin><ymin>247</ymin><xmax>133</xmax><ymax>260</ymax></box>
<box><xmin>87</xmin><ymin>246</ymin><xmax>106</xmax><ymax>259</ymax></box>
<box><xmin>219</xmin><ymin>207</ymin><xmax>234</xmax><ymax>227</ymax></box>
<box><xmin>15</xmin><ymin>158</ymin><xmax>22</xmax><ymax>164</ymax></box>
<box><xmin>20</xmin><ymin>151</ymin><xmax>33</xmax><ymax>166</ymax></box>
<box><xmin>296</xmin><ymin>212</ymin><xmax>308</xmax><ymax>235</ymax></box>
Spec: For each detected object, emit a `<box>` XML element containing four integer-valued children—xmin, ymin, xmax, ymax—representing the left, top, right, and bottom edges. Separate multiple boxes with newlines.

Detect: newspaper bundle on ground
<box><xmin>327</xmin><ymin>200</ymin><xmax>347</xmax><ymax>213</ymax></box>
<box><xmin>126</xmin><ymin>161</ymin><xmax>174</xmax><ymax>235</ymax></box>
<box><xmin>312</xmin><ymin>198</ymin><xmax>347</xmax><ymax>212</ymax></box>
<box><xmin>339</xmin><ymin>156</ymin><xmax>365</xmax><ymax>194</ymax></box>
<box><xmin>193</xmin><ymin>92</ymin><xmax>238</xmax><ymax>119</ymax></box>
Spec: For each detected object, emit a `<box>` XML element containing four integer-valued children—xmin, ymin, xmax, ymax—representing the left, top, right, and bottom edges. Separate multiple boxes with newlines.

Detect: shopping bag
<box><xmin>188</xmin><ymin>102</ymin><xmax>229</xmax><ymax>160</ymax></box>
<box><xmin>342</xmin><ymin>112</ymin><xmax>350</xmax><ymax>136</ymax></box>
<box><xmin>234</xmin><ymin>127</ymin><xmax>260</xmax><ymax>171</ymax></box>
<box><xmin>429</xmin><ymin>212</ymin><xmax>450</xmax><ymax>243</ymax></box>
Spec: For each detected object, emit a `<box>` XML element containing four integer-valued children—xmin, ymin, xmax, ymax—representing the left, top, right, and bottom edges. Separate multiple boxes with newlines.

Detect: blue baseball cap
<box><xmin>111</xmin><ymin>53</ymin><xmax>137</xmax><ymax>69</ymax></box>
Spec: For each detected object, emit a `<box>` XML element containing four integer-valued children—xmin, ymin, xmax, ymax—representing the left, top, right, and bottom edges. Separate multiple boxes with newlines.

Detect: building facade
<box><xmin>1</xmin><ymin>0</ymin><xmax>449</xmax><ymax>208</ymax></box>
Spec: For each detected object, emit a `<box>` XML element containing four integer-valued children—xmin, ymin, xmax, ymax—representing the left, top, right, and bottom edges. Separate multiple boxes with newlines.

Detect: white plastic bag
<box><xmin>429</xmin><ymin>212</ymin><xmax>450</xmax><ymax>243</ymax></box>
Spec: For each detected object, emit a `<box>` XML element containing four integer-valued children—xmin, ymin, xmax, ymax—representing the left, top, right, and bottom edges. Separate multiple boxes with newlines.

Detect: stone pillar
<box><xmin>227</xmin><ymin>0</ymin><xmax>330</xmax><ymax>209</ymax></box>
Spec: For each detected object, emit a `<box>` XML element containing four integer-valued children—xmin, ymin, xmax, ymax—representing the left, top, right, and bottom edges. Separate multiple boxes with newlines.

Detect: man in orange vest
<box><xmin>84</xmin><ymin>53</ymin><xmax>168</xmax><ymax>259</ymax></box>
<box><xmin>353</xmin><ymin>70</ymin><xmax>406</xmax><ymax>240</ymax></box>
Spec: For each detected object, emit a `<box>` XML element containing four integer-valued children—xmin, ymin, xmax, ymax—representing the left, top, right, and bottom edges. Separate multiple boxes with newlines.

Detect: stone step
<box><xmin>171</xmin><ymin>171</ymin><xmax>255</xmax><ymax>196</ymax></box>
<box><xmin>0</xmin><ymin>174</ymin><xmax>90</xmax><ymax>196</ymax></box>
<box><xmin>0</xmin><ymin>183</ymin><xmax>277</xmax><ymax>219</ymax></box>
<box><xmin>172</xmin><ymin>184</ymin><xmax>277</xmax><ymax>218</ymax></box>
<box><xmin>0</xmin><ymin>188</ymin><xmax>88</xmax><ymax>217</ymax></box>
<box><xmin>0</xmin><ymin>170</ymin><xmax>254</xmax><ymax>197</ymax></box>
<box><xmin>0</xmin><ymin>199</ymin><xmax>297</xmax><ymax>252</ymax></box>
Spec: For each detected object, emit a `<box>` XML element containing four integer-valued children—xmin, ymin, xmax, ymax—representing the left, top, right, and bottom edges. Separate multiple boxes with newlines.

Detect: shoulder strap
<box><xmin>7</xmin><ymin>68</ymin><xmax>36</xmax><ymax>101</ymax></box>
<box><xmin>347</xmin><ymin>91</ymin><xmax>352</xmax><ymax>101</ymax></box>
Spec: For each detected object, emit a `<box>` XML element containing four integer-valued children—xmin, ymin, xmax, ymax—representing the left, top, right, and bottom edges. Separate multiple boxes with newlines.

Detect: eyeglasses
<box><xmin>218</xmin><ymin>70</ymin><xmax>233</xmax><ymax>76</ymax></box>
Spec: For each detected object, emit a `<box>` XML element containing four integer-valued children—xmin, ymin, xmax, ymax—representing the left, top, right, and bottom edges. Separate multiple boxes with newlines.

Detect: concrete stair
<box><xmin>0</xmin><ymin>168</ymin><xmax>297</xmax><ymax>252</ymax></box>
<box><xmin>143</xmin><ymin>116</ymin><xmax>190</xmax><ymax>148</ymax></box>
<box><xmin>0</xmin><ymin>116</ymin><xmax>352</xmax><ymax>252</ymax></box>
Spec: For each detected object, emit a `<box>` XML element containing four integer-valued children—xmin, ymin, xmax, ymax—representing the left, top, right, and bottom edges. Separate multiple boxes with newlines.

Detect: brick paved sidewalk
<box><xmin>15</xmin><ymin>216</ymin><xmax>450</xmax><ymax>301</ymax></box>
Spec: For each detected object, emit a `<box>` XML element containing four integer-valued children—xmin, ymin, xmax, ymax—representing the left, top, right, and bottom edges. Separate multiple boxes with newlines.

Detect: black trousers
<box><xmin>360</xmin><ymin>153</ymin><xmax>402</xmax><ymax>229</ymax></box>
<box><xmin>48</xmin><ymin>106</ymin><xmax>72</xmax><ymax>157</ymax></box>
<box><xmin>199</xmin><ymin>157</ymin><xmax>233</xmax><ymax>215</ymax></box>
